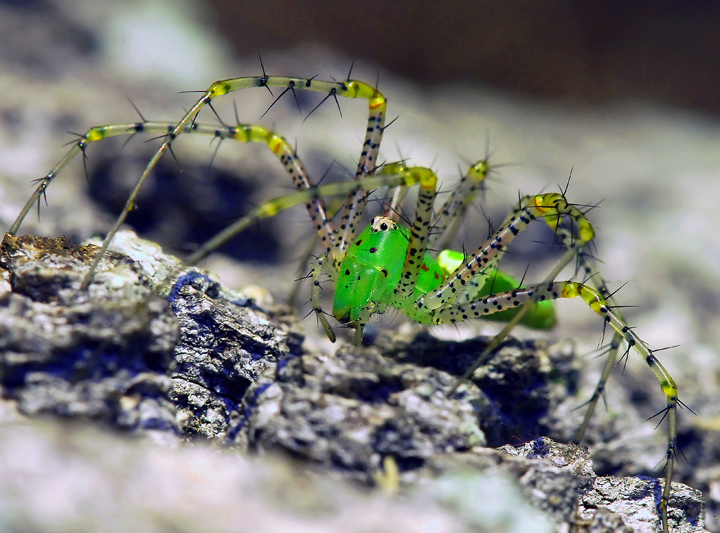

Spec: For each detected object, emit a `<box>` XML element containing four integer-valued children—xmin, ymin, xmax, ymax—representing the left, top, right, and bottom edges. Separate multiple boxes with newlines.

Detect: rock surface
<box><xmin>0</xmin><ymin>231</ymin><xmax>707</xmax><ymax>532</ymax></box>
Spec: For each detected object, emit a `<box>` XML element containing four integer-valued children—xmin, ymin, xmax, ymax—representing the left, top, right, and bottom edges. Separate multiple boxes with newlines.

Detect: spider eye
<box><xmin>380</xmin><ymin>223</ymin><xmax>388</xmax><ymax>230</ymax></box>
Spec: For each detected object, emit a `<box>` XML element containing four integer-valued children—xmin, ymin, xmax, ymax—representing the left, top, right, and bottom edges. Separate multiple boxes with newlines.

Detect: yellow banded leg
<box><xmin>420</xmin><ymin>193</ymin><xmax>594</xmax><ymax>312</ymax></box>
<box><xmin>541</xmin><ymin>216</ymin><xmax>631</xmax><ymax>449</ymax></box>
<box><xmin>431</xmin><ymin>159</ymin><xmax>492</xmax><ymax>251</ymax></box>
<box><xmin>390</xmin><ymin>166</ymin><xmax>438</xmax><ymax>305</ymax></box>
<box><xmin>9</xmin><ymin>120</ymin><xmax>340</xmax><ymax>257</ymax></box>
<box><xmin>184</xmin><ymin>172</ymin><xmax>419</xmax><ymax>266</ymax></box>
<box><xmin>78</xmin><ymin>76</ymin><xmax>386</xmax><ymax>288</ymax></box>
<box><xmin>437</xmin><ymin>280</ymin><xmax>677</xmax><ymax>533</ymax></box>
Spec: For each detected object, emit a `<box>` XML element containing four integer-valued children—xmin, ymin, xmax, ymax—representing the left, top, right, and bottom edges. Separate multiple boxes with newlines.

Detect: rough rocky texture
<box><xmin>0</xmin><ymin>232</ymin><xmax>299</xmax><ymax>442</ymax></box>
<box><xmin>0</xmin><ymin>234</ymin><xmax>179</xmax><ymax>432</ymax></box>
<box><xmin>379</xmin><ymin>331</ymin><xmax>582</xmax><ymax>447</ymax></box>
<box><xmin>0</xmin><ymin>231</ymin><xmax>707</xmax><ymax>531</ymax></box>
<box><xmin>232</xmin><ymin>343</ymin><xmax>486</xmax><ymax>476</ymax></box>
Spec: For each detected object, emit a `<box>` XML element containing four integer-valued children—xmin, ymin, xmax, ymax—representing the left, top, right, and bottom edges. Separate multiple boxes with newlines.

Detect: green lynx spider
<box><xmin>8</xmin><ymin>70</ymin><xmax>682</xmax><ymax>532</ymax></box>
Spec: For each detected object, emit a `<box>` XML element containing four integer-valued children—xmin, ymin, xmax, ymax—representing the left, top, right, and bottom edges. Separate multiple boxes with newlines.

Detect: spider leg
<box><xmin>65</xmin><ymin>76</ymin><xmax>386</xmax><ymax>289</ymax></box>
<box><xmin>7</xmin><ymin>118</ymin><xmax>342</xmax><ymax>263</ymax></box>
<box><xmin>420</xmin><ymin>193</ymin><xmax>593</xmax><ymax>312</ymax></box>
<box><xmin>430</xmin><ymin>158</ymin><xmax>492</xmax><ymax>251</ymax></box>
<box><xmin>550</xmin><ymin>218</ymin><xmax>628</xmax><ymax>446</ymax></box>
<box><xmin>310</xmin><ymin>255</ymin><xmax>337</xmax><ymax>343</ymax></box>
<box><xmin>185</xmin><ymin>123</ymin><xmax>337</xmax><ymax>264</ymax></box>
<box><xmin>391</xmin><ymin>166</ymin><xmax>438</xmax><ymax>305</ymax></box>
<box><xmin>423</xmin><ymin>190</ymin><xmax>676</xmax><ymax>532</ymax></box>
<box><xmin>442</xmin><ymin>279</ymin><xmax>678</xmax><ymax>532</ymax></box>
<box><xmin>331</xmin><ymin>84</ymin><xmax>387</xmax><ymax>265</ymax></box>
<box><xmin>10</xmin><ymin>122</ymin><xmax>152</xmax><ymax>235</ymax></box>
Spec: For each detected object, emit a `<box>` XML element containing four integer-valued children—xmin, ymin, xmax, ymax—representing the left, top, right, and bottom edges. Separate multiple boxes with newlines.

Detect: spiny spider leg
<box><xmin>545</xmin><ymin>217</ymin><xmax>629</xmax><ymax>446</ymax></box>
<box><xmin>9</xmin><ymin>120</ymin><xmax>339</xmax><ymax>251</ymax></box>
<box><xmin>432</xmin><ymin>193</ymin><xmax>678</xmax><ymax>532</ymax></box>
<box><xmin>67</xmin><ymin>75</ymin><xmax>387</xmax><ymax>289</ymax></box>
<box><xmin>560</xmin><ymin>221</ymin><xmax>679</xmax><ymax>531</ymax></box>
<box><xmin>429</xmin><ymin>159</ymin><xmax>492</xmax><ymax>251</ymax></box>
<box><xmin>547</xmin><ymin>216</ymin><xmax>647</xmax><ymax>449</ymax></box>
<box><xmin>454</xmin><ymin>278</ymin><xmax>678</xmax><ymax>531</ymax></box>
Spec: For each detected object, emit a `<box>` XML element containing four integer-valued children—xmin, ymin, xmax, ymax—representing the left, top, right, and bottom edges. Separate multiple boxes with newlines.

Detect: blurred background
<box><xmin>213</xmin><ymin>0</ymin><xmax>720</xmax><ymax>113</ymax></box>
<box><xmin>0</xmin><ymin>0</ymin><xmax>718</xmax><ymax>527</ymax></box>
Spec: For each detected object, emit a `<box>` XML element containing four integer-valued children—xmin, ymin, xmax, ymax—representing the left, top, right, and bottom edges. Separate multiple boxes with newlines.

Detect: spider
<box><xmin>7</xmin><ymin>67</ymin><xmax>682</xmax><ymax>532</ymax></box>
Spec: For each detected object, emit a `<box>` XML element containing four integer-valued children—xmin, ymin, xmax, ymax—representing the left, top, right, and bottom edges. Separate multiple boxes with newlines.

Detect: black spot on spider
<box><xmin>355</xmin><ymin>239</ymin><xmax>362</xmax><ymax>246</ymax></box>
<box><xmin>369</xmin><ymin>247</ymin><xmax>377</xmax><ymax>253</ymax></box>
<box><xmin>345</xmin><ymin>269</ymin><xmax>350</xmax><ymax>276</ymax></box>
